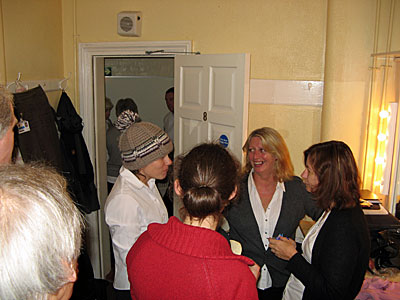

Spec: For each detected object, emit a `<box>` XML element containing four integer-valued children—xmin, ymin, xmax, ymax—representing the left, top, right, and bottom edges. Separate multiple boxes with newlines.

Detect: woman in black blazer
<box><xmin>269</xmin><ymin>141</ymin><xmax>370</xmax><ymax>300</ymax></box>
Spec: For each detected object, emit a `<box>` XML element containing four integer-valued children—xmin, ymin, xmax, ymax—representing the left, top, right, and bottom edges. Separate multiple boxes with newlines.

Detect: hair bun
<box><xmin>115</xmin><ymin>110</ymin><xmax>140</xmax><ymax>132</ymax></box>
<box><xmin>192</xmin><ymin>185</ymin><xmax>215</xmax><ymax>194</ymax></box>
<box><xmin>182</xmin><ymin>185</ymin><xmax>221</xmax><ymax>218</ymax></box>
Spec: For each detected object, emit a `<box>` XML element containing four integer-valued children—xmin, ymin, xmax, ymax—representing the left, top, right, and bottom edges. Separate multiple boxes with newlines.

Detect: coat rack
<box><xmin>6</xmin><ymin>72</ymin><xmax>71</xmax><ymax>93</ymax></box>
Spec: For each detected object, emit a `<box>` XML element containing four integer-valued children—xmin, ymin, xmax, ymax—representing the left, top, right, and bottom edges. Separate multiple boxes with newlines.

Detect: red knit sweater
<box><xmin>126</xmin><ymin>217</ymin><xmax>258</xmax><ymax>300</ymax></box>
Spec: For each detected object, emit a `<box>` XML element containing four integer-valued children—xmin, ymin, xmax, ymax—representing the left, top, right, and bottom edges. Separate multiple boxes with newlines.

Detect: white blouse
<box><xmin>105</xmin><ymin>166</ymin><xmax>168</xmax><ymax>290</ymax></box>
<box><xmin>248</xmin><ymin>170</ymin><xmax>285</xmax><ymax>290</ymax></box>
<box><xmin>282</xmin><ymin>210</ymin><xmax>331</xmax><ymax>300</ymax></box>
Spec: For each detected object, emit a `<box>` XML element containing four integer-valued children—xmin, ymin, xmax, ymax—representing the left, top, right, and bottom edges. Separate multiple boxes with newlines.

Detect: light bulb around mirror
<box><xmin>379</xmin><ymin>110</ymin><xmax>389</xmax><ymax>118</ymax></box>
<box><xmin>377</xmin><ymin>133</ymin><xmax>387</xmax><ymax>141</ymax></box>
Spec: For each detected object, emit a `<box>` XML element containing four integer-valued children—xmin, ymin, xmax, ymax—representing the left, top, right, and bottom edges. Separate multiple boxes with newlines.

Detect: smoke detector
<box><xmin>117</xmin><ymin>11</ymin><xmax>142</xmax><ymax>37</ymax></box>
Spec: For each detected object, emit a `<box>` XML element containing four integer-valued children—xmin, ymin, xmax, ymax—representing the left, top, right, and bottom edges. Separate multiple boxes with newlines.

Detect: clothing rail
<box><xmin>6</xmin><ymin>73</ymin><xmax>71</xmax><ymax>93</ymax></box>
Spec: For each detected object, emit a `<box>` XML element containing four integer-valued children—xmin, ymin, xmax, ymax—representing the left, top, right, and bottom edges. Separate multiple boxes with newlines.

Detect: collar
<box><xmin>120</xmin><ymin>166</ymin><xmax>156</xmax><ymax>189</ymax></box>
<box><xmin>249</xmin><ymin>169</ymin><xmax>286</xmax><ymax>192</ymax></box>
<box><xmin>147</xmin><ymin>217</ymin><xmax>254</xmax><ymax>265</ymax></box>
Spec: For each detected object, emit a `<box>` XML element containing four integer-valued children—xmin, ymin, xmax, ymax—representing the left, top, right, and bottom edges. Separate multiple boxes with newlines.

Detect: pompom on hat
<box><xmin>116</xmin><ymin>110</ymin><xmax>173</xmax><ymax>170</ymax></box>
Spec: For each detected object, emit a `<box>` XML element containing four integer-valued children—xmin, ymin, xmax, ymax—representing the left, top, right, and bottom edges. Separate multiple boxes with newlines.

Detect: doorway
<box><xmin>79</xmin><ymin>42</ymin><xmax>250</xmax><ymax>280</ymax></box>
<box><xmin>104</xmin><ymin>57</ymin><xmax>174</xmax><ymax>129</ymax></box>
<box><xmin>104</xmin><ymin>57</ymin><xmax>174</xmax><ymax>209</ymax></box>
<box><xmin>79</xmin><ymin>41</ymin><xmax>191</xmax><ymax>278</ymax></box>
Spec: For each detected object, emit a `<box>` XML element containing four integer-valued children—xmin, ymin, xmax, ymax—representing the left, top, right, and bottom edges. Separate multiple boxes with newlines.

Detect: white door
<box><xmin>174</xmin><ymin>53</ymin><xmax>250</xmax><ymax>162</ymax></box>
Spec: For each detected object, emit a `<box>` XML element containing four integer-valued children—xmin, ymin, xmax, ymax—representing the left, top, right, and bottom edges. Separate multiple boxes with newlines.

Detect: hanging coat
<box><xmin>13</xmin><ymin>86</ymin><xmax>64</xmax><ymax>170</ymax></box>
<box><xmin>57</xmin><ymin>91</ymin><xmax>100</xmax><ymax>213</ymax></box>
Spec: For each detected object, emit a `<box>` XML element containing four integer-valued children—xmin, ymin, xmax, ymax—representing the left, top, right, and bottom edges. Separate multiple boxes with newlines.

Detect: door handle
<box><xmin>203</xmin><ymin>112</ymin><xmax>207</xmax><ymax>121</ymax></box>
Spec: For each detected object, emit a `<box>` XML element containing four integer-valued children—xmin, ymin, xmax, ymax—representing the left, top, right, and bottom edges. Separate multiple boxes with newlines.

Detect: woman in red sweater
<box><xmin>126</xmin><ymin>143</ymin><xmax>259</xmax><ymax>300</ymax></box>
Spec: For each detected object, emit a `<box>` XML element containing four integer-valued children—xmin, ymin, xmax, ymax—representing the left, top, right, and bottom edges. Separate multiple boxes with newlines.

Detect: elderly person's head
<box><xmin>243</xmin><ymin>127</ymin><xmax>294</xmax><ymax>182</ymax></box>
<box><xmin>105</xmin><ymin>97</ymin><xmax>113</xmax><ymax>120</ymax></box>
<box><xmin>302</xmin><ymin>140</ymin><xmax>361</xmax><ymax>210</ymax></box>
<box><xmin>0</xmin><ymin>85</ymin><xmax>17</xmax><ymax>164</ymax></box>
<box><xmin>175</xmin><ymin>143</ymin><xmax>240</xmax><ymax>223</ymax></box>
<box><xmin>0</xmin><ymin>164</ymin><xmax>84</xmax><ymax>300</ymax></box>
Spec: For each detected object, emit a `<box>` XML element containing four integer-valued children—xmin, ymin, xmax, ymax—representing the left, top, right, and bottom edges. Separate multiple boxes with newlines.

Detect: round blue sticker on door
<box><xmin>219</xmin><ymin>134</ymin><xmax>229</xmax><ymax>148</ymax></box>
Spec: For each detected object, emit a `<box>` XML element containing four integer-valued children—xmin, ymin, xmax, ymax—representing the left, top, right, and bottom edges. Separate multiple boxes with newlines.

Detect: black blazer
<box><xmin>286</xmin><ymin>206</ymin><xmax>370</xmax><ymax>300</ymax></box>
<box><xmin>225</xmin><ymin>174</ymin><xmax>322</xmax><ymax>288</ymax></box>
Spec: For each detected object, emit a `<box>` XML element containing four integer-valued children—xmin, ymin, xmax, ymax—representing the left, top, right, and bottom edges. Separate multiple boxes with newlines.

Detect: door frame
<box><xmin>78</xmin><ymin>41</ymin><xmax>191</xmax><ymax>278</ymax></box>
<box><xmin>79</xmin><ymin>41</ymin><xmax>191</xmax><ymax>154</ymax></box>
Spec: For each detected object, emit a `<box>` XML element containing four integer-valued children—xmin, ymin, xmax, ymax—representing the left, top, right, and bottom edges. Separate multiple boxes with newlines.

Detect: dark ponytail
<box><xmin>176</xmin><ymin>143</ymin><xmax>240</xmax><ymax>222</ymax></box>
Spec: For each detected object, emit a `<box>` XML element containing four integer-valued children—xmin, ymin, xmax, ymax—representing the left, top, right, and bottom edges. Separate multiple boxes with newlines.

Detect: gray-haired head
<box><xmin>0</xmin><ymin>84</ymin><xmax>14</xmax><ymax>139</ymax></box>
<box><xmin>0</xmin><ymin>164</ymin><xmax>84</xmax><ymax>300</ymax></box>
<box><xmin>105</xmin><ymin>97</ymin><xmax>114</xmax><ymax>110</ymax></box>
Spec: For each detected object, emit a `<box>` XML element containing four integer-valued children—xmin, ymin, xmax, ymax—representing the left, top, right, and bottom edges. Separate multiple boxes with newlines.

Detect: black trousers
<box><xmin>257</xmin><ymin>287</ymin><xmax>285</xmax><ymax>300</ymax></box>
<box><xmin>114</xmin><ymin>289</ymin><xmax>132</xmax><ymax>300</ymax></box>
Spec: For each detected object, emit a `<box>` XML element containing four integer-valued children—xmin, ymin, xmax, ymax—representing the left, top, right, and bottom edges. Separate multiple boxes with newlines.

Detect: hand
<box><xmin>249</xmin><ymin>262</ymin><xmax>260</xmax><ymax>281</ymax></box>
<box><xmin>268</xmin><ymin>237</ymin><xmax>297</xmax><ymax>261</ymax></box>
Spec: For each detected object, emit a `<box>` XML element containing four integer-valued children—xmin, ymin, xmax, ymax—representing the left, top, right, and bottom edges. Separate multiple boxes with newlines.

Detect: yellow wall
<box><xmin>0</xmin><ymin>0</ymin><xmax>64</xmax><ymax>106</ymax></box>
<box><xmin>60</xmin><ymin>0</ymin><xmax>328</xmax><ymax>173</ymax></box>
<box><xmin>67</xmin><ymin>0</ymin><xmax>327</xmax><ymax>80</ymax></box>
<box><xmin>1</xmin><ymin>0</ymin><xmax>398</xmax><ymax>174</ymax></box>
<box><xmin>249</xmin><ymin>104</ymin><xmax>322</xmax><ymax>174</ymax></box>
<box><xmin>322</xmin><ymin>0</ymin><xmax>377</xmax><ymax>168</ymax></box>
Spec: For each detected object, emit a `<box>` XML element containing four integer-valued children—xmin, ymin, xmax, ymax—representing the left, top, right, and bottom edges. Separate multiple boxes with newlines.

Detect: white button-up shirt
<box><xmin>248</xmin><ymin>170</ymin><xmax>285</xmax><ymax>290</ymax></box>
<box><xmin>283</xmin><ymin>211</ymin><xmax>330</xmax><ymax>299</ymax></box>
<box><xmin>105</xmin><ymin>166</ymin><xmax>168</xmax><ymax>290</ymax></box>
<box><xmin>163</xmin><ymin>111</ymin><xmax>174</xmax><ymax>143</ymax></box>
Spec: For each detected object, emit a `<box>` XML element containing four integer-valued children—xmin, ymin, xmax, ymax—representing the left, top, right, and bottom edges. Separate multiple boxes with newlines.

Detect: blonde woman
<box><xmin>225</xmin><ymin>127</ymin><xmax>322</xmax><ymax>300</ymax></box>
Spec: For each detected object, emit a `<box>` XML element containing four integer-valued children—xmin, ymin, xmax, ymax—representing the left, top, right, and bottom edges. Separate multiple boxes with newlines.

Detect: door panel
<box><xmin>181</xmin><ymin>67</ymin><xmax>204</xmax><ymax>107</ymax></box>
<box><xmin>180</xmin><ymin>117</ymin><xmax>204</xmax><ymax>154</ymax></box>
<box><xmin>210</xmin><ymin>66</ymin><xmax>236</xmax><ymax>111</ymax></box>
<box><xmin>175</xmin><ymin>53</ymin><xmax>250</xmax><ymax>162</ymax></box>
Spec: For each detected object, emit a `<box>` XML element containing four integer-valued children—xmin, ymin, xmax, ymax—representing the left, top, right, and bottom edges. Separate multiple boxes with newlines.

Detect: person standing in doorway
<box><xmin>105</xmin><ymin>97</ymin><xmax>114</xmax><ymax>131</ymax></box>
<box><xmin>163</xmin><ymin>87</ymin><xmax>174</xmax><ymax>144</ymax></box>
<box><xmin>161</xmin><ymin>87</ymin><xmax>175</xmax><ymax>216</ymax></box>
<box><xmin>106</xmin><ymin>98</ymin><xmax>139</xmax><ymax>193</ymax></box>
<box><xmin>105</xmin><ymin>111</ymin><xmax>172</xmax><ymax>300</ymax></box>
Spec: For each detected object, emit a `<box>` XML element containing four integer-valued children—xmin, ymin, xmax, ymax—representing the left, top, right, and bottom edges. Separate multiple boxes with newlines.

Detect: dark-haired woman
<box><xmin>269</xmin><ymin>141</ymin><xmax>370</xmax><ymax>300</ymax></box>
<box><xmin>126</xmin><ymin>143</ymin><xmax>258</xmax><ymax>300</ymax></box>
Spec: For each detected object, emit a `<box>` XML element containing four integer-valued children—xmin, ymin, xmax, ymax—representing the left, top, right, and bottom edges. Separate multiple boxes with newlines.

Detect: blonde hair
<box><xmin>243</xmin><ymin>127</ymin><xmax>294</xmax><ymax>182</ymax></box>
<box><xmin>0</xmin><ymin>164</ymin><xmax>84</xmax><ymax>300</ymax></box>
